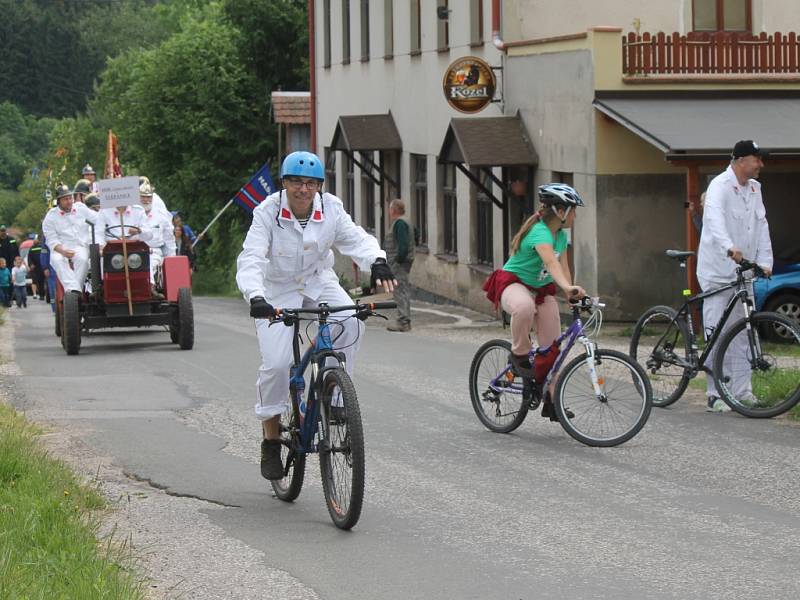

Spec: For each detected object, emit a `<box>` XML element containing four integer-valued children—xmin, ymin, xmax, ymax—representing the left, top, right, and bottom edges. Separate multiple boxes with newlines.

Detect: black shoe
<box><xmin>260</xmin><ymin>439</ymin><xmax>284</xmax><ymax>480</ymax></box>
<box><xmin>541</xmin><ymin>396</ymin><xmax>575</xmax><ymax>422</ymax></box>
<box><xmin>330</xmin><ymin>405</ymin><xmax>347</xmax><ymax>424</ymax></box>
<box><xmin>509</xmin><ymin>353</ymin><xmax>535</xmax><ymax>379</ymax></box>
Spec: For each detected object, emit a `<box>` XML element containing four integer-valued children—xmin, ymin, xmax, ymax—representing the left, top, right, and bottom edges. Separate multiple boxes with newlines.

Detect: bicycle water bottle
<box><xmin>297</xmin><ymin>398</ymin><xmax>307</xmax><ymax>422</ymax></box>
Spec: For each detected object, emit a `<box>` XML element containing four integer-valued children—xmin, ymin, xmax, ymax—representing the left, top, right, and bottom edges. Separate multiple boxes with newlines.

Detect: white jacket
<box><xmin>236</xmin><ymin>190</ymin><xmax>385</xmax><ymax>302</ymax></box>
<box><xmin>42</xmin><ymin>202</ymin><xmax>99</xmax><ymax>253</ymax></box>
<box><xmin>697</xmin><ymin>165</ymin><xmax>773</xmax><ymax>289</ymax></box>
<box><xmin>97</xmin><ymin>206</ymin><xmax>153</xmax><ymax>246</ymax></box>
<box><xmin>143</xmin><ymin>209</ymin><xmax>176</xmax><ymax>255</ymax></box>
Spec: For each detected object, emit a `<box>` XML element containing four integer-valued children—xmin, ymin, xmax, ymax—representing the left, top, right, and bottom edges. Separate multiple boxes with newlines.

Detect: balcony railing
<box><xmin>623</xmin><ymin>31</ymin><xmax>800</xmax><ymax>76</ymax></box>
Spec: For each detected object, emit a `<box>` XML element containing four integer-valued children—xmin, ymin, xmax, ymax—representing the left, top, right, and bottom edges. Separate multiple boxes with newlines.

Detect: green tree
<box><xmin>92</xmin><ymin>7</ymin><xmax>274</xmax><ymax>286</ymax></box>
<box><xmin>221</xmin><ymin>0</ymin><xmax>309</xmax><ymax>91</ymax></box>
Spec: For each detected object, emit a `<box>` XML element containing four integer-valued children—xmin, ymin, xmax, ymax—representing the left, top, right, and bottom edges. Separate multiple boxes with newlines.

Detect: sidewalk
<box><xmin>364</xmin><ymin>292</ymin><xmax>633</xmax><ymax>352</ymax></box>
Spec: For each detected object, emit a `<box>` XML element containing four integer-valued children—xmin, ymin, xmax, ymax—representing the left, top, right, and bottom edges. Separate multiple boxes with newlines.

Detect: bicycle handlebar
<box><xmin>568</xmin><ymin>296</ymin><xmax>605</xmax><ymax>311</ymax></box>
<box><xmin>269</xmin><ymin>301</ymin><xmax>398</xmax><ymax>326</ymax></box>
<box><xmin>736</xmin><ymin>258</ymin><xmax>768</xmax><ymax>279</ymax></box>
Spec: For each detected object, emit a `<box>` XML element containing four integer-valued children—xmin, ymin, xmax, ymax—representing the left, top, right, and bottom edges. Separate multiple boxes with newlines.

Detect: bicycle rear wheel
<box><xmin>468</xmin><ymin>339</ymin><xmax>529</xmax><ymax>433</ymax></box>
<box><xmin>629</xmin><ymin>306</ymin><xmax>692</xmax><ymax>407</ymax></box>
<box><xmin>714</xmin><ymin>312</ymin><xmax>800</xmax><ymax>418</ymax></box>
<box><xmin>319</xmin><ymin>368</ymin><xmax>365</xmax><ymax>530</ymax></box>
<box><xmin>555</xmin><ymin>349</ymin><xmax>652</xmax><ymax>447</ymax></box>
<box><xmin>270</xmin><ymin>402</ymin><xmax>306</xmax><ymax>502</ymax></box>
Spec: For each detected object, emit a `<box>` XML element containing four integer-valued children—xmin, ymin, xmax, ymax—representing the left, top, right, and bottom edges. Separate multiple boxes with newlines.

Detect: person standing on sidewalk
<box><xmin>384</xmin><ymin>199</ymin><xmax>414</xmax><ymax>332</ymax></box>
<box><xmin>11</xmin><ymin>256</ymin><xmax>28</xmax><ymax>308</ymax></box>
<box><xmin>697</xmin><ymin>139</ymin><xmax>773</xmax><ymax>413</ymax></box>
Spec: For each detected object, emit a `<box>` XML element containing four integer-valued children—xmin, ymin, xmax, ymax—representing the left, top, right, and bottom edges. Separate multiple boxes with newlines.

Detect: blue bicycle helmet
<box><xmin>280</xmin><ymin>151</ymin><xmax>325</xmax><ymax>181</ymax></box>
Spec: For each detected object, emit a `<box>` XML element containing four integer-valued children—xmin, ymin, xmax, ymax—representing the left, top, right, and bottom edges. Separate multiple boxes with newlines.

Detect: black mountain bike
<box><xmin>629</xmin><ymin>250</ymin><xmax>800</xmax><ymax>418</ymax></box>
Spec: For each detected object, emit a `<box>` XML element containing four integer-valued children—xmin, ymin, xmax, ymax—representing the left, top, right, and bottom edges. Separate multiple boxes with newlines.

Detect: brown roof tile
<box><xmin>271</xmin><ymin>92</ymin><xmax>311</xmax><ymax>124</ymax></box>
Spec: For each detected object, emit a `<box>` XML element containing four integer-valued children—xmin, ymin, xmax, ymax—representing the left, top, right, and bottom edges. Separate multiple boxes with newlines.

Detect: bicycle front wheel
<box><xmin>319</xmin><ymin>368</ymin><xmax>365</xmax><ymax>530</ymax></box>
<box><xmin>714</xmin><ymin>312</ymin><xmax>800</xmax><ymax>418</ymax></box>
<box><xmin>468</xmin><ymin>339</ymin><xmax>529</xmax><ymax>433</ymax></box>
<box><xmin>629</xmin><ymin>305</ymin><xmax>692</xmax><ymax>407</ymax></box>
<box><xmin>270</xmin><ymin>402</ymin><xmax>306</xmax><ymax>502</ymax></box>
<box><xmin>555</xmin><ymin>349</ymin><xmax>653</xmax><ymax>447</ymax></box>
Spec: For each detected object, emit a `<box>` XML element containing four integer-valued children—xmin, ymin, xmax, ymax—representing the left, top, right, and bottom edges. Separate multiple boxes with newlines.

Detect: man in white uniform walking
<box><xmin>697</xmin><ymin>140</ymin><xmax>773</xmax><ymax>412</ymax></box>
<box><xmin>236</xmin><ymin>151</ymin><xmax>396</xmax><ymax>480</ymax></box>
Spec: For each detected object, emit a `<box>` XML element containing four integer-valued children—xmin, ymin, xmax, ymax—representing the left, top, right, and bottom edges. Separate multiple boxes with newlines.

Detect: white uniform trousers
<box><xmin>49</xmin><ymin>246</ymin><xmax>89</xmax><ymax>293</ymax></box>
<box><xmin>702</xmin><ymin>284</ymin><xmax>753</xmax><ymax>400</ymax></box>
<box><xmin>149</xmin><ymin>247</ymin><xmax>164</xmax><ymax>285</ymax></box>
<box><xmin>253</xmin><ymin>280</ymin><xmax>364</xmax><ymax>420</ymax></box>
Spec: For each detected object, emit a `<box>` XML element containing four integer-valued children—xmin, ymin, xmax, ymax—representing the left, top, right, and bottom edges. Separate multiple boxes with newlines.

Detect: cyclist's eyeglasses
<box><xmin>284</xmin><ymin>177</ymin><xmax>320</xmax><ymax>190</ymax></box>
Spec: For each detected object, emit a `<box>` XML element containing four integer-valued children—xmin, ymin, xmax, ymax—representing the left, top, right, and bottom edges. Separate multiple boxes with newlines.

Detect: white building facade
<box><xmin>313</xmin><ymin>0</ymin><xmax>800</xmax><ymax>318</ymax></box>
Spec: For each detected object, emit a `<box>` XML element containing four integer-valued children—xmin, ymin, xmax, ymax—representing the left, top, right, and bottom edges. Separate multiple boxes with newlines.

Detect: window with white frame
<box><xmin>475</xmin><ymin>169</ymin><xmax>493</xmax><ymax>266</ymax></box>
<box><xmin>412</xmin><ymin>154</ymin><xmax>427</xmax><ymax>246</ymax></box>
<box><xmin>410</xmin><ymin>0</ymin><xmax>421</xmax><ymax>54</ymax></box>
<box><xmin>384</xmin><ymin>0</ymin><xmax>394</xmax><ymax>57</ymax></box>
<box><xmin>360</xmin><ymin>0</ymin><xmax>369</xmax><ymax>61</ymax></box>
<box><xmin>342</xmin><ymin>0</ymin><xmax>351</xmax><ymax>63</ymax></box>
<box><xmin>692</xmin><ymin>0</ymin><xmax>750</xmax><ymax>32</ymax></box>
<box><xmin>441</xmin><ymin>163</ymin><xmax>457</xmax><ymax>255</ymax></box>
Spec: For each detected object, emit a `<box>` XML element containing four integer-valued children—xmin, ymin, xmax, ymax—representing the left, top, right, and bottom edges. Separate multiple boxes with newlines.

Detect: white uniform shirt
<box><xmin>97</xmin><ymin>206</ymin><xmax>153</xmax><ymax>246</ymax></box>
<box><xmin>697</xmin><ymin>165</ymin><xmax>773</xmax><ymax>289</ymax></box>
<box><xmin>236</xmin><ymin>190</ymin><xmax>385</xmax><ymax>302</ymax></box>
<box><xmin>42</xmin><ymin>202</ymin><xmax>99</xmax><ymax>253</ymax></box>
<box><xmin>143</xmin><ymin>209</ymin><xmax>176</xmax><ymax>256</ymax></box>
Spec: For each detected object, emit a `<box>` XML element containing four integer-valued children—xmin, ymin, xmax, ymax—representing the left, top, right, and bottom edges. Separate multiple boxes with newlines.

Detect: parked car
<box><xmin>753</xmin><ymin>261</ymin><xmax>800</xmax><ymax>342</ymax></box>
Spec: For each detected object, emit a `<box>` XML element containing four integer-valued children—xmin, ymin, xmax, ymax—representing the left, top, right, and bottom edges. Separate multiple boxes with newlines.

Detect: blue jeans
<box><xmin>13</xmin><ymin>285</ymin><xmax>26</xmax><ymax>307</ymax></box>
<box><xmin>0</xmin><ymin>286</ymin><xmax>8</xmax><ymax>307</ymax></box>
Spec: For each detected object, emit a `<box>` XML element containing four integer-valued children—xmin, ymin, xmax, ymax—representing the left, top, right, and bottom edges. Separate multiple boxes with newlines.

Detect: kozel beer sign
<box><xmin>442</xmin><ymin>56</ymin><xmax>496</xmax><ymax>113</ymax></box>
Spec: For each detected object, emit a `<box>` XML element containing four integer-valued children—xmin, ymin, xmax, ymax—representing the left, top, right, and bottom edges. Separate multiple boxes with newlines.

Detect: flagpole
<box><xmin>191</xmin><ymin>198</ymin><xmax>234</xmax><ymax>249</ymax></box>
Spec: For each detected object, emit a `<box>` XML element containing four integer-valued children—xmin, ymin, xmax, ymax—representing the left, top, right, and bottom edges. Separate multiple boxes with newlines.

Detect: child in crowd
<box><xmin>0</xmin><ymin>258</ymin><xmax>10</xmax><ymax>307</ymax></box>
<box><xmin>11</xmin><ymin>256</ymin><xmax>28</xmax><ymax>308</ymax></box>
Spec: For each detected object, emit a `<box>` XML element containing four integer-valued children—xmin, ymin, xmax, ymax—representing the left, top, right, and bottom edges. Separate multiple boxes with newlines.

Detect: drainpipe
<box><xmin>308</xmin><ymin>0</ymin><xmax>317</xmax><ymax>153</ymax></box>
<box><xmin>491</xmin><ymin>0</ymin><xmax>506</xmax><ymax>51</ymax></box>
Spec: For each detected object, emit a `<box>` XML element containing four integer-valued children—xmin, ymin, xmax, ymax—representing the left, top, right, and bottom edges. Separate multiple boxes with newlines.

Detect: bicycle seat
<box><xmin>665</xmin><ymin>250</ymin><xmax>695</xmax><ymax>260</ymax></box>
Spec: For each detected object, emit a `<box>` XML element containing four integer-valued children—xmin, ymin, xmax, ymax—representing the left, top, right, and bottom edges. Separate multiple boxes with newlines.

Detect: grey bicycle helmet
<box><xmin>538</xmin><ymin>183</ymin><xmax>585</xmax><ymax>207</ymax></box>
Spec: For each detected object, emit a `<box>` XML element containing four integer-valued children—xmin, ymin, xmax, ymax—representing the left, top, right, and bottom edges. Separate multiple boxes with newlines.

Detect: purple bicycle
<box><xmin>469</xmin><ymin>297</ymin><xmax>653</xmax><ymax>446</ymax></box>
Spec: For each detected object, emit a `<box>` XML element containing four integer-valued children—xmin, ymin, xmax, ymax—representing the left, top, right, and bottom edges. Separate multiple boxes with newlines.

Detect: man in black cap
<box><xmin>697</xmin><ymin>140</ymin><xmax>773</xmax><ymax>413</ymax></box>
<box><xmin>0</xmin><ymin>224</ymin><xmax>19</xmax><ymax>267</ymax></box>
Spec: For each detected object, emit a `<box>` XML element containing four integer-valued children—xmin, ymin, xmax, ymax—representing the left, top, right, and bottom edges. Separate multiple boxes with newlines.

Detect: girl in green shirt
<box><xmin>484</xmin><ymin>184</ymin><xmax>586</xmax><ymax>420</ymax></box>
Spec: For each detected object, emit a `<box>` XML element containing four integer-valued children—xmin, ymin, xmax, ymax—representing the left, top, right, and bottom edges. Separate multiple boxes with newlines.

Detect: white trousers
<box><xmin>702</xmin><ymin>285</ymin><xmax>753</xmax><ymax>399</ymax></box>
<box><xmin>49</xmin><ymin>246</ymin><xmax>89</xmax><ymax>292</ymax></box>
<box><xmin>253</xmin><ymin>281</ymin><xmax>364</xmax><ymax>420</ymax></box>
<box><xmin>149</xmin><ymin>247</ymin><xmax>163</xmax><ymax>285</ymax></box>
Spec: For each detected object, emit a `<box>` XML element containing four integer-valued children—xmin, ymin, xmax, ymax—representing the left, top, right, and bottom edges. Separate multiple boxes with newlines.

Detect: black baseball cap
<box><xmin>732</xmin><ymin>140</ymin><xmax>768</xmax><ymax>159</ymax></box>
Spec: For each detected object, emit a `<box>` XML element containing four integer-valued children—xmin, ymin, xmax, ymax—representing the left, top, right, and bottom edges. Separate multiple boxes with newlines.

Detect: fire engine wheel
<box><xmin>55</xmin><ymin>299</ymin><xmax>62</xmax><ymax>337</ymax></box>
<box><xmin>169</xmin><ymin>306</ymin><xmax>179</xmax><ymax>343</ymax></box>
<box><xmin>62</xmin><ymin>292</ymin><xmax>81</xmax><ymax>355</ymax></box>
<box><xmin>177</xmin><ymin>287</ymin><xmax>194</xmax><ymax>350</ymax></box>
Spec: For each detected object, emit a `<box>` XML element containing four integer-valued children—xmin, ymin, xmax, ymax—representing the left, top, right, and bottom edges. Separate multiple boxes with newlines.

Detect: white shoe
<box><xmin>706</xmin><ymin>397</ymin><xmax>731</xmax><ymax>413</ymax></box>
<box><xmin>737</xmin><ymin>392</ymin><xmax>759</xmax><ymax>408</ymax></box>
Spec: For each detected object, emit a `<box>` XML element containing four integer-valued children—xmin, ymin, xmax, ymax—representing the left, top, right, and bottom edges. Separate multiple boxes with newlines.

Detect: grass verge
<box><xmin>0</xmin><ymin>403</ymin><xmax>145</xmax><ymax>598</ymax></box>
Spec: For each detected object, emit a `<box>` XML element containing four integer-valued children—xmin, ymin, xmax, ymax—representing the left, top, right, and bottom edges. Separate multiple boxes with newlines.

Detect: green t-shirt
<box><xmin>502</xmin><ymin>220</ymin><xmax>568</xmax><ymax>288</ymax></box>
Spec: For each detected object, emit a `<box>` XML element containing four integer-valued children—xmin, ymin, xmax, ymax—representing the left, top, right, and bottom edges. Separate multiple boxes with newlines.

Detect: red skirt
<box><xmin>482</xmin><ymin>269</ymin><xmax>556</xmax><ymax>309</ymax></box>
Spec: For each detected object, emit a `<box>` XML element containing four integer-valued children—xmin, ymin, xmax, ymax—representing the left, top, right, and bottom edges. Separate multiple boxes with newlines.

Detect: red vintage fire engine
<box><xmin>55</xmin><ymin>230</ymin><xmax>194</xmax><ymax>355</ymax></box>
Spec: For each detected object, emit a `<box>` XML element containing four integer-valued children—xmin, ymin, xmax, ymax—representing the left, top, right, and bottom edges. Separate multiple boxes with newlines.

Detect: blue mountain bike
<box><xmin>268</xmin><ymin>300</ymin><xmax>395</xmax><ymax>530</ymax></box>
<box><xmin>469</xmin><ymin>297</ymin><xmax>653</xmax><ymax>446</ymax></box>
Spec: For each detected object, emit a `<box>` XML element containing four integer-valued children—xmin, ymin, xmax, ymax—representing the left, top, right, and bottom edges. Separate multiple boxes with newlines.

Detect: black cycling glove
<box><xmin>370</xmin><ymin>258</ymin><xmax>395</xmax><ymax>289</ymax></box>
<box><xmin>249</xmin><ymin>296</ymin><xmax>275</xmax><ymax>319</ymax></box>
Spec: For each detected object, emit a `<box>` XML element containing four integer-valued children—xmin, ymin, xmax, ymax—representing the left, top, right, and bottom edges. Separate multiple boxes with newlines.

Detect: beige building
<box><xmin>311</xmin><ymin>0</ymin><xmax>800</xmax><ymax>319</ymax></box>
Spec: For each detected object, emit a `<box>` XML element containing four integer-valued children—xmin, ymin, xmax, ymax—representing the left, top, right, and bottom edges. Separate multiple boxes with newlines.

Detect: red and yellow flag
<box><xmin>104</xmin><ymin>130</ymin><xmax>122</xmax><ymax>178</ymax></box>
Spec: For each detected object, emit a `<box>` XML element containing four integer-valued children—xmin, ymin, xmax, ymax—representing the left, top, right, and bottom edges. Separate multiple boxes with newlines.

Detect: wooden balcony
<box><xmin>623</xmin><ymin>31</ymin><xmax>800</xmax><ymax>77</ymax></box>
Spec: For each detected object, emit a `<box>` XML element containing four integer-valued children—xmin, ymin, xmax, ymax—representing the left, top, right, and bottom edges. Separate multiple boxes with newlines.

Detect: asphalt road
<box><xmin>4</xmin><ymin>297</ymin><xmax>800</xmax><ymax>599</ymax></box>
